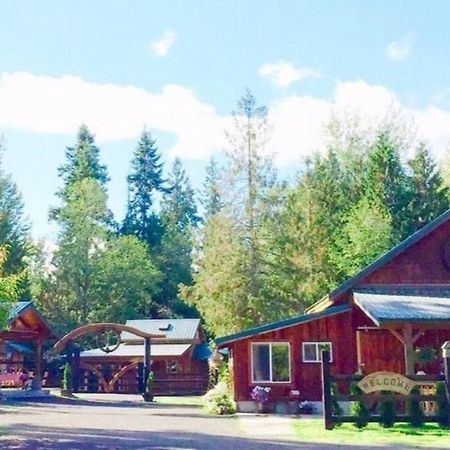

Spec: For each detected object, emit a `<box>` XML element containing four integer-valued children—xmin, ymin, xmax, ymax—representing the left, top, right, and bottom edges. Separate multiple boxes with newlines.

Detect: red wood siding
<box><xmin>362</xmin><ymin>220</ymin><xmax>450</xmax><ymax>285</ymax></box>
<box><xmin>230</xmin><ymin>310</ymin><xmax>355</xmax><ymax>401</ymax></box>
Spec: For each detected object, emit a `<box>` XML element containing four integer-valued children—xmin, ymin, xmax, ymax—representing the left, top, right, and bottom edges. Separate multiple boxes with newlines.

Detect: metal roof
<box><xmin>8</xmin><ymin>302</ymin><xmax>32</xmax><ymax>321</ymax></box>
<box><xmin>215</xmin><ymin>304</ymin><xmax>352</xmax><ymax>346</ymax></box>
<box><xmin>122</xmin><ymin>318</ymin><xmax>201</xmax><ymax>342</ymax></box>
<box><xmin>354</xmin><ymin>292</ymin><xmax>450</xmax><ymax>325</ymax></box>
<box><xmin>307</xmin><ymin>208</ymin><xmax>450</xmax><ymax>314</ymax></box>
<box><xmin>80</xmin><ymin>343</ymin><xmax>191</xmax><ymax>358</ymax></box>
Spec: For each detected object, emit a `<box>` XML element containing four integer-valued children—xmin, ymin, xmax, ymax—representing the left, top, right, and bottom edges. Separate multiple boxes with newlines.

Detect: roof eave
<box><xmin>216</xmin><ymin>304</ymin><xmax>351</xmax><ymax>347</ymax></box>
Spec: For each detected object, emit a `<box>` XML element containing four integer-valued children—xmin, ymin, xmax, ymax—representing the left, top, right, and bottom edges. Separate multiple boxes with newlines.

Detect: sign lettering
<box><xmin>357</xmin><ymin>371</ymin><xmax>414</xmax><ymax>395</ymax></box>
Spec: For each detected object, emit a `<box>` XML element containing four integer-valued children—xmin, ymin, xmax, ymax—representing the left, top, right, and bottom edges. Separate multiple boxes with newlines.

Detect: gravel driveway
<box><xmin>0</xmin><ymin>394</ymin><xmax>399</xmax><ymax>449</ymax></box>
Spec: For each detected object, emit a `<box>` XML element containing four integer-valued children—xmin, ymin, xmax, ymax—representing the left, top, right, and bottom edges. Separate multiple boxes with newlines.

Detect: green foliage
<box><xmin>436</xmin><ymin>382</ymin><xmax>450</xmax><ymax>427</ymax></box>
<box><xmin>331</xmin><ymin>382</ymin><xmax>343</xmax><ymax>427</ymax></box>
<box><xmin>146</xmin><ymin>371</ymin><xmax>155</xmax><ymax>394</ymax></box>
<box><xmin>121</xmin><ymin>130</ymin><xmax>168</xmax><ymax>248</ymax></box>
<box><xmin>378</xmin><ymin>392</ymin><xmax>397</xmax><ymax>428</ymax></box>
<box><xmin>407</xmin><ymin>386</ymin><xmax>425</xmax><ymax>428</ymax></box>
<box><xmin>331</xmin><ymin>197</ymin><xmax>394</xmax><ymax>279</ymax></box>
<box><xmin>62</xmin><ymin>363</ymin><xmax>73</xmax><ymax>391</ymax></box>
<box><xmin>201</xmin><ymin>157</ymin><xmax>223</xmax><ymax>218</ymax></box>
<box><xmin>407</xmin><ymin>144</ymin><xmax>450</xmax><ymax>235</ymax></box>
<box><xmin>203</xmin><ymin>381</ymin><xmax>236</xmax><ymax>415</ymax></box>
<box><xmin>58</xmin><ymin>125</ymin><xmax>109</xmax><ymax>191</ymax></box>
<box><xmin>350</xmin><ymin>383</ymin><xmax>370</xmax><ymax>429</ymax></box>
<box><xmin>0</xmin><ymin>246</ymin><xmax>24</xmax><ymax>329</ymax></box>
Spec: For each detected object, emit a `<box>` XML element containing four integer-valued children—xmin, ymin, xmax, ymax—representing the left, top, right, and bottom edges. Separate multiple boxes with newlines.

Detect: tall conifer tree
<box><xmin>122</xmin><ymin>130</ymin><xmax>168</xmax><ymax>248</ymax></box>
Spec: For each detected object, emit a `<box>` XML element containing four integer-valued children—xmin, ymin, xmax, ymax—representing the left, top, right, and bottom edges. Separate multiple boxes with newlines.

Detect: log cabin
<box><xmin>79</xmin><ymin>318</ymin><xmax>211</xmax><ymax>394</ymax></box>
<box><xmin>216</xmin><ymin>209</ymin><xmax>450</xmax><ymax>412</ymax></box>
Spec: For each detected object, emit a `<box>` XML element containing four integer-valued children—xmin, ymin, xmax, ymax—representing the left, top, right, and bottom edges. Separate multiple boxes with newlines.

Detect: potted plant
<box><xmin>298</xmin><ymin>400</ymin><xmax>316</xmax><ymax>414</ymax></box>
<box><xmin>143</xmin><ymin>371</ymin><xmax>154</xmax><ymax>402</ymax></box>
<box><xmin>61</xmin><ymin>362</ymin><xmax>73</xmax><ymax>397</ymax></box>
<box><xmin>250</xmin><ymin>386</ymin><xmax>271</xmax><ymax>413</ymax></box>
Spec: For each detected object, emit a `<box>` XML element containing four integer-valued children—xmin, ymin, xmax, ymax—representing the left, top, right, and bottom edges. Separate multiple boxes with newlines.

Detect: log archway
<box><xmin>53</xmin><ymin>323</ymin><xmax>164</xmax><ymax>353</ymax></box>
<box><xmin>53</xmin><ymin>323</ymin><xmax>165</xmax><ymax>394</ymax></box>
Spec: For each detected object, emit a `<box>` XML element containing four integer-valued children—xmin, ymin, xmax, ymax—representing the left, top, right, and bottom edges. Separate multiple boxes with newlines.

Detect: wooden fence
<box><xmin>321</xmin><ymin>350</ymin><xmax>448</xmax><ymax>430</ymax></box>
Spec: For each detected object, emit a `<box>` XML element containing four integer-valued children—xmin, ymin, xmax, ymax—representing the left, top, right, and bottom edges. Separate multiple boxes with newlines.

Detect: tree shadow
<box><xmin>0</xmin><ymin>423</ymin><xmax>431</xmax><ymax>450</ymax></box>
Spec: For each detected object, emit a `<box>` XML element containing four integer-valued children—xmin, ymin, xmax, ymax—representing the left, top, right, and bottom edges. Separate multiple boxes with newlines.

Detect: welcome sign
<box><xmin>357</xmin><ymin>371</ymin><xmax>415</xmax><ymax>395</ymax></box>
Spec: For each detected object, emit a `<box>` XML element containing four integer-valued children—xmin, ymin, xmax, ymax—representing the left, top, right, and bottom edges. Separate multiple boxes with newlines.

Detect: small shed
<box><xmin>80</xmin><ymin>318</ymin><xmax>211</xmax><ymax>394</ymax></box>
<box><xmin>217</xmin><ymin>209</ymin><xmax>450</xmax><ymax>412</ymax></box>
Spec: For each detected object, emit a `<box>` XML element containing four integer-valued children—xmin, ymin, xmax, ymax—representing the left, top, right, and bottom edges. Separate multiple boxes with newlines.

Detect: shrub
<box><xmin>62</xmin><ymin>363</ymin><xmax>72</xmax><ymax>391</ymax></box>
<box><xmin>378</xmin><ymin>392</ymin><xmax>396</xmax><ymax>428</ymax></box>
<box><xmin>146</xmin><ymin>371</ymin><xmax>154</xmax><ymax>394</ymax></box>
<box><xmin>407</xmin><ymin>386</ymin><xmax>424</xmax><ymax>428</ymax></box>
<box><xmin>436</xmin><ymin>381</ymin><xmax>450</xmax><ymax>427</ymax></box>
<box><xmin>350</xmin><ymin>383</ymin><xmax>370</xmax><ymax>429</ymax></box>
<box><xmin>203</xmin><ymin>381</ymin><xmax>236</xmax><ymax>415</ymax></box>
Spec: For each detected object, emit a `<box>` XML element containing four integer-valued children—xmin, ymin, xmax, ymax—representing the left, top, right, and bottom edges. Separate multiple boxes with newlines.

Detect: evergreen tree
<box><xmin>162</xmin><ymin>158</ymin><xmax>201</xmax><ymax>230</ymax></box>
<box><xmin>407</xmin><ymin>144</ymin><xmax>449</xmax><ymax>234</ymax></box>
<box><xmin>0</xmin><ymin>139</ymin><xmax>31</xmax><ymax>276</ymax></box>
<box><xmin>187</xmin><ymin>90</ymin><xmax>286</xmax><ymax>332</ymax></box>
<box><xmin>122</xmin><ymin>130</ymin><xmax>168</xmax><ymax>248</ymax></box>
<box><xmin>201</xmin><ymin>157</ymin><xmax>223</xmax><ymax>218</ymax></box>
<box><xmin>330</xmin><ymin>197</ymin><xmax>394</xmax><ymax>279</ymax></box>
<box><xmin>365</xmin><ymin>132</ymin><xmax>411</xmax><ymax>240</ymax></box>
<box><xmin>58</xmin><ymin>125</ymin><xmax>109</xmax><ymax>190</ymax></box>
<box><xmin>157</xmin><ymin>158</ymin><xmax>200</xmax><ymax>314</ymax></box>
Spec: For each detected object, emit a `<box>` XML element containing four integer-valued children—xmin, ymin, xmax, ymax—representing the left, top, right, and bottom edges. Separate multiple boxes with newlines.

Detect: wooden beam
<box><xmin>388</xmin><ymin>328</ymin><xmax>405</xmax><ymax>345</ymax></box>
<box><xmin>403</xmin><ymin>324</ymin><xmax>415</xmax><ymax>376</ymax></box>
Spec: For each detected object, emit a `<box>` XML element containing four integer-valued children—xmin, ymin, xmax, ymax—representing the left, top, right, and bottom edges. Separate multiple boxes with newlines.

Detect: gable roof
<box><xmin>354</xmin><ymin>291</ymin><xmax>450</xmax><ymax>325</ymax></box>
<box><xmin>122</xmin><ymin>318</ymin><xmax>201</xmax><ymax>342</ymax></box>
<box><xmin>215</xmin><ymin>304</ymin><xmax>351</xmax><ymax>347</ymax></box>
<box><xmin>306</xmin><ymin>208</ymin><xmax>450</xmax><ymax>314</ymax></box>
<box><xmin>9</xmin><ymin>301</ymin><xmax>57</xmax><ymax>339</ymax></box>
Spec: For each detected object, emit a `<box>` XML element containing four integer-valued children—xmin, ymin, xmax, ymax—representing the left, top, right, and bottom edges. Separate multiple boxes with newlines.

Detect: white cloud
<box><xmin>150</xmin><ymin>30</ymin><xmax>177</xmax><ymax>57</ymax></box>
<box><xmin>258</xmin><ymin>60</ymin><xmax>321</xmax><ymax>88</ymax></box>
<box><xmin>1</xmin><ymin>72</ymin><xmax>450</xmax><ymax>167</ymax></box>
<box><xmin>0</xmin><ymin>71</ymin><xmax>227</xmax><ymax>159</ymax></box>
<box><xmin>386</xmin><ymin>34</ymin><xmax>414</xmax><ymax>61</ymax></box>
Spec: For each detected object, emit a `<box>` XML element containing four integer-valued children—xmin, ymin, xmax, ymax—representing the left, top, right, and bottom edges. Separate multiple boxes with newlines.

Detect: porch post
<box><xmin>321</xmin><ymin>350</ymin><xmax>333</xmax><ymax>430</ymax></box>
<box><xmin>144</xmin><ymin>337</ymin><xmax>151</xmax><ymax>383</ymax></box>
<box><xmin>31</xmin><ymin>339</ymin><xmax>43</xmax><ymax>390</ymax></box>
<box><xmin>441</xmin><ymin>341</ymin><xmax>450</xmax><ymax>397</ymax></box>
<box><xmin>403</xmin><ymin>324</ymin><xmax>415</xmax><ymax>376</ymax></box>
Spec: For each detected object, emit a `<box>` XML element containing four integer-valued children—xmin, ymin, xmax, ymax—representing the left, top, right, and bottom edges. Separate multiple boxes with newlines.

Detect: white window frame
<box><xmin>302</xmin><ymin>342</ymin><xmax>333</xmax><ymax>363</ymax></box>
<box><xmin>251</xmin><ymin>342</ymin><xmax>291</xmax><ymax>383</ymax></box>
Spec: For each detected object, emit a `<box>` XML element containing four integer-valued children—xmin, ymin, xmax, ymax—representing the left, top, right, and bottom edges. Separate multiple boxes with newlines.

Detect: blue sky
<box><xmin>1</xmin><ymin>0</ymin><xmax>450</xmax><ymax>239</ymax></box>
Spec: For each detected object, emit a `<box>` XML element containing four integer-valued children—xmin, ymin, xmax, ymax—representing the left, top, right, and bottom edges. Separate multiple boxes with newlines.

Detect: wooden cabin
<box><xmin>0</xmin><ymin>301</ymin><xmax>56</xmax><ymax>388</ymax></box>
<box><xmin>216</xmin><ymin>209</ymin><xmax>450</xmax><ymax>412</ymax></box>
<box><xmin>79</xmin><ymin>318</ymin><xmax>211</xmax><ymax>395</ymax></box>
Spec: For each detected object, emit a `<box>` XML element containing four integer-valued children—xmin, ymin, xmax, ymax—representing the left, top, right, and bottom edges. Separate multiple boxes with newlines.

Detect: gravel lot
<box><xmin>0</xmin><ymin>394</ymin><xmax>400</xmax><ymax>449</ymax></box>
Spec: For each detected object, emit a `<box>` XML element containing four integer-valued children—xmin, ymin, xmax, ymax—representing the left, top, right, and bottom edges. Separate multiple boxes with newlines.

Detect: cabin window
<box><xmin>302</xmin><ymin>342</ymin><xmax>333</xmax><ymax>363</ymax></box>
<box><xmin>251</xmin><ymin>343</ymin><xmax>290</xmax><ymax>383</ymax></box>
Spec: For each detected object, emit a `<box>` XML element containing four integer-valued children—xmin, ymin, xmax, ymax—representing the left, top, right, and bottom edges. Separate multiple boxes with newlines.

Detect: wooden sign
<box><xmin>357</xmin><ymin>371</ymin><xmax>415</xmax><ymax>395</ymax></box>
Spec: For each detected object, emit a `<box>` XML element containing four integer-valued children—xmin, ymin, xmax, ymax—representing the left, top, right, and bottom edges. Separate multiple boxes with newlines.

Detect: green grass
<box><xmin>153</xmin><ymin>395</ymin><xmax>204</xmax><ymax>407</ymax></box>
<box><xmin>293</xmin><ymin>419</ymin><xmax>450</xmax><ymax>448</ymax></box>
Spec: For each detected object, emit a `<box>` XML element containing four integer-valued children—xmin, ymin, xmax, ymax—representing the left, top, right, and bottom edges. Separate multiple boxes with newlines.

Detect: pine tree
<box><xmin>407</xmin><ymin>143</ymin><xmax>449</xmax><ymax>234</ymax></box>
<box><xmin>122</xmin><ymin>130</ymin><xmax>168</xmax><ymax>248</ymax></box>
